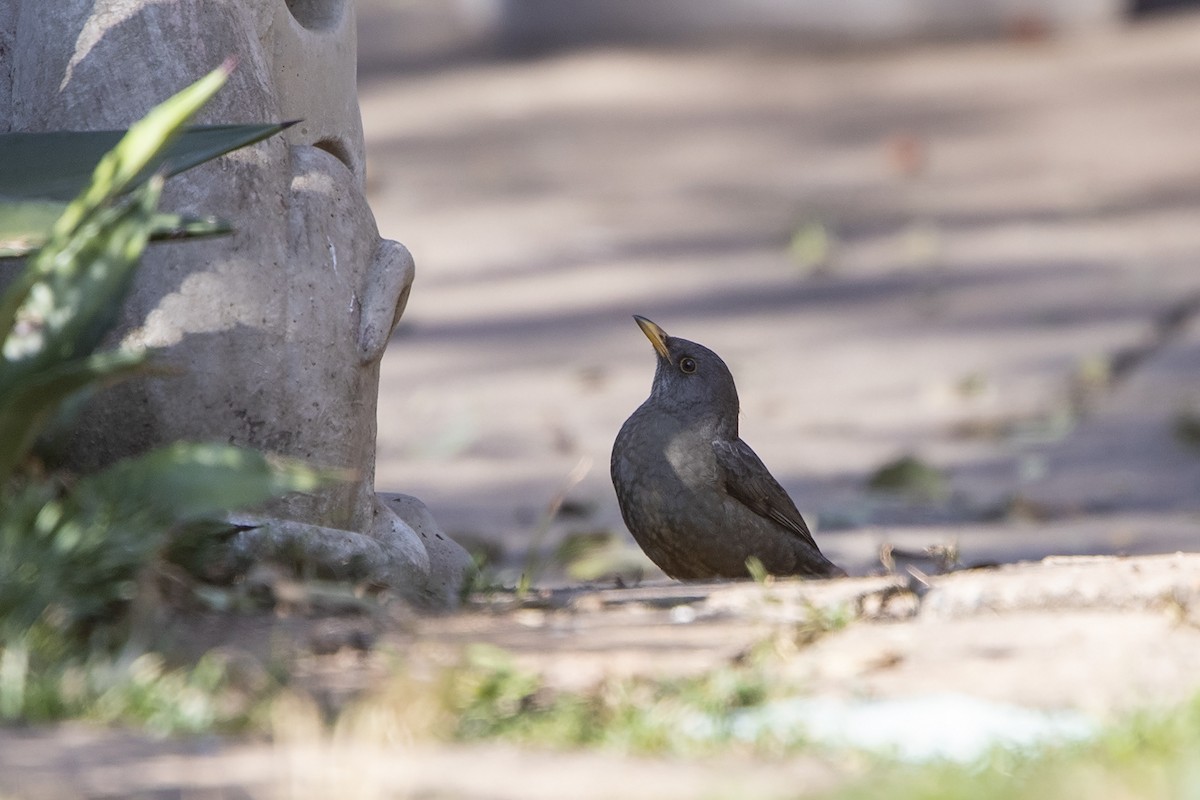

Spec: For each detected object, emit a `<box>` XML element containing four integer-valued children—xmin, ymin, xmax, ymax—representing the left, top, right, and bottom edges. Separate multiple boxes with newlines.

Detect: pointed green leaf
<box><xmin>0</xmin><ymin>442</ymin><xmax>334</xmax><ymax>644</ymax></box>
<box><xmin>75</xmin><ymin>442</ymin><xmax>336</xmax><ymax>524</ymax></box>
<box><xmin>0</xmin><ymin>62</ymin><xmax>233</xmax><ymax>341</ymax></box>
<box><xmin>154</xmin><ymin>121</ymin><xmax>294</xmax><ymax>186</ymax></box>
<box><xmin>0</xmin><ymin>199</ymin><xmax>64</xmax><ymax>256</ymax></box>
<box><xmin>145</xmin><ymin>211</ymin><xmax>231</xmax><ymax>243</ymax></box>
<box><xmin>0</xmin><ymin>198</ymin><xmax>231</xmax><ymax>258</ymax></box>
<box><xmin>0</xmin><ymin>178</ymin><xmax>162</xmax><ymax>385</ymax></box>
<box><xmin>0</xmin><ymin>122</ymin><xmax>295</xmax><ymax>202</ymax></box>
<box><xmin>0</xmin><ymin>348</ymin><xmax>148</xmax><ymax>483</ymax></box>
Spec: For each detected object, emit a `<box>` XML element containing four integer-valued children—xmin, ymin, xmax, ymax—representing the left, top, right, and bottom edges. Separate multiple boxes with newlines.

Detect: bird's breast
<box><xmin>615</xmin><ymin>406</ymin><xmax>719</xmax><ymax>492</ymax></box>
<box><xmin>662</xmin><ymin>428</ymin><xmax>720</xmax><ymax>489</ymax></box>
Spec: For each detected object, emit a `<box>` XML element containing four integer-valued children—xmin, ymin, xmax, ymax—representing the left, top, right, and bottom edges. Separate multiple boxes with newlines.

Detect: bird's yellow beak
<box><xmin>633</xmin><ymin>315</ymin><xmax>670</xmax><ymax>360</ymax></box>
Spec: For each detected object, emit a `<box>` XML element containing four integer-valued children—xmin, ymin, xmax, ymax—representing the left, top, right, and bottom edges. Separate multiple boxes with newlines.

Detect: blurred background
<box><xmin>364</xmin><ymin>0</ymin><xmax>1200</xmax><ymax>582</ymax></box>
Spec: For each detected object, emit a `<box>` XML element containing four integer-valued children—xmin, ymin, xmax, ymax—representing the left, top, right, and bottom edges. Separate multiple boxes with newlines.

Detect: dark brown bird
<box><xmin>611</xmin><ymin>316</ymin><xmax>845</xmax><ymax>580</ymax></box>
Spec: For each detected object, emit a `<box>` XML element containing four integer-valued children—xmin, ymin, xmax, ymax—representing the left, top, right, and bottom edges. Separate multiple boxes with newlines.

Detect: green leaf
<box><xmin>0</xmin><ymin>348</ymin><xmax>148</xmax><ymax>482</ymax></box>
<box><xmin>0</xmin><ymin>199</ymin><xmax>64</xmax><ymax>257</ymax></box>
<box><xmin>0</xmin><ymin>61</ymin><xmax>237</xmax><ymax>354</ymax></box>
<box><xmin>75</xmin><ymin>442</ymin><xmax>335</xmax><ymax>524</ymax></box>
<box><xmin>146</xmin><ymin>211</ymin><xmax>231</xmax><ymax>242</ymax></box>
<box><xmin>0</xmin><ymin>178</ymin><xmax>162</xmax><ymax>384</ymax></box>
<box><xmin>866</xmin><ymin>453</ymin><xmax>947</xmax><ymax>500</ymax></box>
<box><xmin>0</xmin><ymin>198</ymin><xmax>231</xmax><ymax>258</ymax></box>
<box><xmin>0</xmin><ymin>122</ymin><xmax>295</xmax><ymax>202</ymax></box>
<box><xmin>0</xmin><ymin>65</ymin><xmax>323</xmax><ymax>666</ymax></box>
<box><xmin>0</xmin><ymin>443</ymin><xmax>334</xmax><ymax>649</ymax></box>
<box><xmin>0</xmin><ymin>179</ymin><xmax>161</xmax><ymax>484</ymax></box>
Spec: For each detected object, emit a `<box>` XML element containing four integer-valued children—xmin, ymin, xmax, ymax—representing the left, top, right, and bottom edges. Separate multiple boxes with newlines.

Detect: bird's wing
<box><xmin>712</xmin><ymin>438</ymin><xmax>820</xmax><ymax>550</ymax></box>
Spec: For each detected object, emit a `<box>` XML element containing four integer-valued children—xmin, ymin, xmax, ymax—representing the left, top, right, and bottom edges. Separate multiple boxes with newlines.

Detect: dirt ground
<box><xmin>7</xmin><ymin>4</ymin><xmax>1200</xmax><ymax>798</ymax></box>
<box><xmin>6</xmin><ymin>553</ymin><xmax>1200</xmax><ymax>799</ymax></box>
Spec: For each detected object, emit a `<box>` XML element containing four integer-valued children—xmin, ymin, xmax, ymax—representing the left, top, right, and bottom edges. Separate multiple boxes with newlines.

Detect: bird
<box><xmin>611</xmin><ymin>316</ymin><xmax>845</xmax><ymax>580</ymax></box>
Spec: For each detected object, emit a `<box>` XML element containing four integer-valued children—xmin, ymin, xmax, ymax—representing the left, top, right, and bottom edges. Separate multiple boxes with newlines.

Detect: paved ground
<box><xmin>363</xmin><ymin>5</ymin><xmax>1200</xmax><ymax>581</ymax></box>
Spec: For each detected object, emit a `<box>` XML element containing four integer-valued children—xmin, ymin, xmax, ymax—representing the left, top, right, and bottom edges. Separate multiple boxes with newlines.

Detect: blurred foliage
<box><xmin>0</xmin><ymin>443</ymin><xmax>325</xmax><ymax>647</ymax></box>
<box><xmin>553</xmin><ymin>528</ymin><xmax>648</xmax><ymax>583</ymax></box>
<box><xmin>788</xmin><ymin>219</ymin><xmax>834</xmax><ymax>274</ymax></box>
<box><xmin>0</xmin><ymin>62</ymin><xmax>322</xmax><ymax>724</ymax></box>
<box><xmin>955</xmin><ymin>371</ymin><xmax>989</xmax><ymax>399</ymax></box>
<box><xmin>1</xmin><ymin>645</ymin><xmax>263</xmax><ymax>734</ymax></box>
<box><xmin>442</xmin><ymin>643</ymin><xmax>778</xmax><ymax>756</ymax></box>
<box><xmin>0</xmin><ymin>196</ymin><xmax>231</xmax><ymax>258</ymax></box>
<box><xmin>1172</xmin><ymin>408</ymin><xmax>1200</xmax><ymax>450</ymax></box>
<box><xmin>866</xmin><ymin>454</ymin><xmax>948</xmax><ymax>500</ymax></box>
<box><xmin>745</xmin><ymin>554</ymin><xmax>771</xmax><ymax>584</ymax></box>
<box><xmin>824</xmin><ymin>694</ymin><xmax>1200</xmax><ymax>800</ymax></box>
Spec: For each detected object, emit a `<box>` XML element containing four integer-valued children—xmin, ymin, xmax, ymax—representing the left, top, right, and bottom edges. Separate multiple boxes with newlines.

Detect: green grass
<box><xmin>2</xmin><ymin>626</ymin><xmax>271</xmax><ymax>734</ymax></box>
<box><xmin>823</xmin><ymin>695</ymin><xmax>1200</xmax><ymax>800</ymax></box>
<box><xmin>443</xmin><ymin>643</ymin><xmax>781</xmax><ymax>756</ymax></box>
<box><xmin>441</xmin><ymin>642</ymin><xmax>1200</xmax><ymax>798</ymax></box>
<box><xmin>269</xmin><ymin>629</ymin><xmax>1198</xmax><ymax>800</ymax></box>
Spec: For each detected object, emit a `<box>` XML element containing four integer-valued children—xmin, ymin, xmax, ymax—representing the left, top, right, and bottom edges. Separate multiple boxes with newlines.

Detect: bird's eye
<box><xmin>679</xmin><ymin>357</ymin><xmax>697</xmax><ymax>374</ymax></box>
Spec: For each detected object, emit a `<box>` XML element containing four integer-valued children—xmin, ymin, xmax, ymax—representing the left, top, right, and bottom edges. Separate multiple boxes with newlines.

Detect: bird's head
<box><xmin>633</xmin><ymin>316</ymin><xmax>740</xmax><ymax>431</ymax></box>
